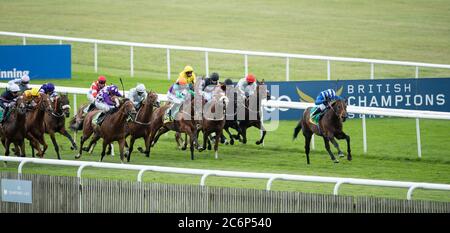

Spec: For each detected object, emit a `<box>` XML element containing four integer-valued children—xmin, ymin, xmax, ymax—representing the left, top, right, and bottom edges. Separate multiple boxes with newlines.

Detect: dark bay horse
<box><xmin>44</xmin><ymin>94</ymin><xmax>77</xmax><ymax>160</ymax></box>
<box><xmin>25</xmin><ymin>93</ymin><xmax>53</xmax><ymax>158</ymax></box>
<box><xmin>198</xmin><ymin>84</ymin><xmax>229</xmax><ymax>159</ymax></box>
<box><xmin>235</xmin><ymin>80</ymin><xmax>269</xmax><ymax>145</ymax></box>
<box><xmin>293</xmin><ymin>99</ymin><xmax>351</xmax><ymax>164</ymax></box>
<box><xmin>124</xmin><ymin>91</ymin><xmax>159</xmax><ymax>162</ymax></box>
<box><xmin>76</xmin><ymin>98</ymin><xmax>137</xmax><ymax>163</ymax></box>
<box><xmin>1</xmin><ymin>97</ymin><xmax>28</xmax><ymax>157</ymax></box>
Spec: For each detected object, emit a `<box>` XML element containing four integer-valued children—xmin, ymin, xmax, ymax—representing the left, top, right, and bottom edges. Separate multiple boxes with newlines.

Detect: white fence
<box><xmin>1</xmin><ymin>156</ymin><xmax>449</xmax><ymax>201</ymax></box>
<box><xmin>1</xmin><ymin>31</ymin><xmax>450</xmax><ymax>81</ymax></box>
<box><xmin>1</xmin><ymin>82</ymin><xmax>449</xmax><ymax>158</ymax></box>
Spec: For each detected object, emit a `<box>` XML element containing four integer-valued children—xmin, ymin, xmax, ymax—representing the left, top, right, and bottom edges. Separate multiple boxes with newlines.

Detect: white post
<box><xmin>166</xmin><ymin>48</ymin><xmax>171</xmax><ymax>80</ymax></box>
<box><xmin>286</xmin><ymin>57</ymin><xmax>290</xmax><ymax>81</ymax></box>
<box><xmin>327</xmin><ymin>60</ymin><xmax>331</xmax><ymax>80</ymax></box>
<box><xmin>59</xmin><ymin>40</ymin><xmax>62</xmax><ymax>45</ymax></box>
<box><xmin>130</xmin><ymin>46</ymin><xmax>134</xmax><ymax>77</ymax></box>
<box><xmin>362</xmin><ymin>114</ymin><xmax>367</xmax><ymax>154</ymax></box>
<box><xmin>244</xmin><ymin>54</ymin><xmax>248</xmax><ymax>76</ymax></box>
<box><xmin>370</xmin><ymin>63</ymin><xmax>374</xmax><ymax>79</ymax></box>
<box><xmin>311</xmin><ymin>135</ymin><xmax>315</xmax><ymax>150</ymax></box>
<box><xmin>73</xmin><ymin>94</ymin><xmax>77</xmax><ymax>116</ymax></box>
<box><xmin>73</xmin><ymin>94</ymin><xmax>77</xmax><ymax>140</ymax></box>
<box><xmin>205</xmin><ymin>51</ymin><xmax>209</xmax><ymax>76</ymax></box>
<box><xmin>22</xmin><ymin>37</ymin><xmax>26</xmax><ymax>45</ymax></box>
<box><xmin>415</xmin><ymin>66</ymin><xmax>421</xmax><ymax>158</ymax></box>
<box><xmin>416</xmin><ymin>118</ymin><xmax>422</xmax><ymax>159</ymax></box>
<box><xmin>94</xmin><ymin>43</ymin><xmax>98</xmax><ymax>73</ymax></box>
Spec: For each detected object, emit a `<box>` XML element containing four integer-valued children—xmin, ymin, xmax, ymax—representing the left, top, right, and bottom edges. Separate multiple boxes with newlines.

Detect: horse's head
<box><xmin>257</xmin><ymin>79</ymin><xmax>270</xmax><ymax>100</ymax></box>
<box><xmin>332</xmin><ymin>98</ymin><xmax>348</xmax><ymax>122</ymax></box>
<box><xmin>146</xmin><ymin>91</ymin><xmax>160</xmax><ymax>108</ymax></box>
<box><xmin>35</xmin><ymin>93</ymin><xmax>53</xmax><ymax>113</ymax></box>
<box><xmin>121</xmin><ymin>98</ymin><xmax>137</xmax><ymax>121</ymax></box>
<box><xmin>14</xmin><ymin>97</ymin><xmax>28</xmax><ymax>115</ymax></box>
<box><xmin>54</xmin><ymin>94</ymin><xmax>71</xmax><ymax>118</ymax></box>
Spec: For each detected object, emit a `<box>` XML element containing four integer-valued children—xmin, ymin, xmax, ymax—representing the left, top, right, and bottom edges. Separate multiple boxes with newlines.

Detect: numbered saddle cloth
<box><xmin>309</xmin><ymin>106</ymin><xmax>321</xmax><ymax>126</ymax></box>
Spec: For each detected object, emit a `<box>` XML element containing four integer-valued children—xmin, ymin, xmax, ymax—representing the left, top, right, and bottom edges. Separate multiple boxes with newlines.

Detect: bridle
<box><xmin>50</xmin><ymin>96</ymin><xmax>71</xmax><ymax>118</ymax></box>
<box><xmin>328</xmin><ymin>100</ymin><xmax>347</xmax><ymax>121</ymax></box>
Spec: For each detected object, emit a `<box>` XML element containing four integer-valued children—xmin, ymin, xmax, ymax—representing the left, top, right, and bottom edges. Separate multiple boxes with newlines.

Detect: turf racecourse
<box><xmin>0</xmin><ymin>0</ymin><xmax>449</xmax><ymax>202</ymax></box>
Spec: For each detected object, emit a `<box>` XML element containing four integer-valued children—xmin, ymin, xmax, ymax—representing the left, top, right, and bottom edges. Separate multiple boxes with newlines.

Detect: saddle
<box><xmin>94</xmin><ymin>108</ymin><xmax>118</xmax><ymax>126</ymax></box>
<box><xmin>309</xmin><ymin>106</ymin><xmax>328</xmax><ymax>126</ymax></box>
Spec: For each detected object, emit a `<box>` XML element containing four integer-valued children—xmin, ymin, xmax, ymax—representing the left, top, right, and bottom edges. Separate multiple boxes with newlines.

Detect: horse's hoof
<box><xmin>347</xmin><ymin>156</ymin><xmax>352</xmax><ymax>161</ymax></box>
<box><xmin>75</xmin><ymin>154</ymin><xmax>81</xmax><ymax>159</ymax></box>
<box><xmin>333</xmin><ymin>159</ymin><xmax>340</xmax><ymax>163</ymax></box>
<box><xmin>338</xmin><ymin>152</ymin><xmax>345</xmax><ymax>158</ymax></box>
<box><xmin>255</xmin><ymin>141</ymin><xmax>261</xmax><ymax>145</ymax></box>
<box><xmin>230</xmin><ymin>140</ymin><xmax>234</xmax><ymax>145</ymax></box>
<box><xmin>198</xmin><ymin>147</ymin><xmax>204</xmax><ymax>152</ymax></box>
<box><xmin>181</xmin><ymin>147</ymin><xmax>187</xmax><ymax>151</ymax></box>
<box><xmin>82</xmin><ymin>147</ymin><xmax>89</xmax><ymax>152</ymax></box>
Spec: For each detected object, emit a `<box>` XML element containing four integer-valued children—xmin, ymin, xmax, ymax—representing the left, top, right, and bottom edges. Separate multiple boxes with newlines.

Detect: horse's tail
<box><xmin>293</xmin><ymin>120</ymin><xmax>302</xmax><ymax>140</ymax></box>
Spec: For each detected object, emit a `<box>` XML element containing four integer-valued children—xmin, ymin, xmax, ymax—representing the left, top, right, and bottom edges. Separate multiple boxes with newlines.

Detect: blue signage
<box><xmin>1</xmin><ymin>179</ymin><xmax>32</xmax><ymax>204</ymax></box>
<box><xmin>265</xmin><ymin>78</ymin><xmax>450</xmax><ymax>120</ymax></box>
<box><xmin>0</xmin><ymin>44</ymin><xmax>71</xmax><ymax>80</ymax></box>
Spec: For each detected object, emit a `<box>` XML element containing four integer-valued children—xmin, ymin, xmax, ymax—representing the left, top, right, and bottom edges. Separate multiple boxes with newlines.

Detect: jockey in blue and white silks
<box><xmin>312</xmin><ymin>89</ymin><xmax>342</xmax><ymax>117</ymax></box>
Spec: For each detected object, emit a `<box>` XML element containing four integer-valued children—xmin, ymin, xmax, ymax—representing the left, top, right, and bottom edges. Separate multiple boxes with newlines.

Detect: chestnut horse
<box><xmin>44</xmin><ymin>94</ymin><xmax>77</xmax><ymax>160</ymax></box>
<box><xmin>293</xmin><ymin>99</ymin><xmax>351</xmax><ymax>164</ymax></box>
<box><xmin>124</xmin><ymin>91</ymin><xmax>159</xmax><ymax>162</ymax></box>
<box><xmin>1</xmin><ymin>97</ymin><xmax>28</xmax><ymax>157</ymax></box>
<box><xmin>198</xmin><ymin>84</ymin><xmax>229</xmax><ymax>159</ymax></box>
<box><xmin>25</xmin><ymin>93</ymin><xmax>53</xmax><ymax>158</ymax></box>
<box><xmin>75</xmin><ymin>98</ymin><xmax>137</xmax><ymax>163</ymax></box>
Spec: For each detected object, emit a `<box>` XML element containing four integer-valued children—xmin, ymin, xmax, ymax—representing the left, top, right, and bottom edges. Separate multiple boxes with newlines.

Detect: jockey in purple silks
<box><xmin>94</xmin><ymin>85</ymin><xmax>122</xmax><ymax>125</ymax></box>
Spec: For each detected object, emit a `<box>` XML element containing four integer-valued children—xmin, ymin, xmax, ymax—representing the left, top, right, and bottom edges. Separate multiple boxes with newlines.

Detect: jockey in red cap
<box><xmin>236</xmin><ymin>73</ymin><xmax>257</xmax><ymax>98</ymax></box>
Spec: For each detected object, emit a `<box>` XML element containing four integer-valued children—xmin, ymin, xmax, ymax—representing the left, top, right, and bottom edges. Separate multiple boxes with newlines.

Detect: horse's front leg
<box><xmin>49</xmin><ymin>131</ymin><xmax>61</xmax><ymax>160</ymax></box>
<box><xmin>330</xmin><ymin>137</ymin><xmax>344</xmax><ymax>158</ymax></box>
<box><xmin>336</xmin><ymin>132</ymin><xmax>351</xmax><ymax>161</ymax></box>
<box><xmin>60</xmin><ymin>128</ymin><xmax>78</xmax><ymax>150</ymax></box>
<box><xmin>323</xmin><ymin>136</ymin><xmax>338</xmax><ymax>163</ymax></box>
<box><xmin>118</xmin><ymin>139</ymin><xmax>126</xmax><ymax>163</ymax></box>
<box><xmin>255</xmin><ymin>121</ymin><xmax>266</xmax><ymax>145</ymax></box>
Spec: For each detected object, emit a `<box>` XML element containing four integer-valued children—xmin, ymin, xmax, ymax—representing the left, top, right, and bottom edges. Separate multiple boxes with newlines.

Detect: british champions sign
<box><xmin>265</xmin><ymin>78</ymin><xmax>449</xmax><ymax>120</ymax></box>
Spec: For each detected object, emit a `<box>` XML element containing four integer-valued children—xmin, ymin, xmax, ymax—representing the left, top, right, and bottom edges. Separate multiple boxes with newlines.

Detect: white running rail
<box><xmin>1</xmin><ymin>31</ymin><xmax>450</xmax><ymax>81</ymax></box>
<box><xmin>1</xmin><ymin>156</ymin><xmax>449</xmax><ymax>200</ymax></box>
<box><xmin>1</xmin><ymin>82</ymin><xmax>449</xmax><ymax>158</ymax></box>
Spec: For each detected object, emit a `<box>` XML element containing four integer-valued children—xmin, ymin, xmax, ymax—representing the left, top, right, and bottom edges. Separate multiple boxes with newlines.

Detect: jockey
<box><xmin>84</xmin><ymin>76</ymin><xmax>107</xmax><ymax>113</ymax></box>
<box><xmin>8</xmin><ymin>74</ymin><xmax>30</xmax><ymax>93</ymax></box>
<box><xmin>0</xmin><ymin>83</ymin><xmax>21</xmax><ymax>123</ymax></box>
<box><xmin>22</xmin><ymin>87</ymin><xmax>40</xmax><ymax>107</ymax></box>
<box><xmin>127</xmin><ymin>83</ymin><xmax>147</xmax><ymax>110</ymax></box>
<box><xmin>39</xmin><ymin>83</ymin><xmax>58</xmax><ymax>100</ymax></box>
<box><xmin>178</xmin><ymin>65</ymin><xmax>196</xmax><ymax>89</ymax></box>
<box><xmin>95</xmin><ymin>85</ymin><xmax>122</xmax><ymax>125</ymax></box>
<box><xmin>236</xmin><ymin>74</ymin><xmax>257</xmax><ymax>99</ymax></box>
<box><xmin>311</xmin><ymin>89</ymin><xmax>343</xmax><ymax>117</ymax></box>
<box><xmin>88</xmin><ymin>76</ymin><xmax>107</xmax><ymax>103</ymax></box>
<box><xmin>201</xmin><ymin>72</ymin><xmax>220</xmax><ymax>102</ymax></box>
<box><xmin>164</xmin><ymin>77</ymin><xmax>193</xmax><ymax>123</ymax></box>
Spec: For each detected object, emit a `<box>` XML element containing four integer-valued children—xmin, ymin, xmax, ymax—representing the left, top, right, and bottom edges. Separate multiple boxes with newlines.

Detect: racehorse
<box><xmin>75</xmin><ymin>98</ymin><xmax>137</xmax><ymax>163</ymax></box>
<box><xmin>44</xmin><ymin>94</ymin><xmax>77</xmax><ymax>160</ymax></box>
<box><xmin>198</xmin><ymin>83</ymin><xmax>229</xmax><ymax>159</ymax></box>
<box><xmin>124</xmin><ymin>91</ymin><xmax>159</xmax><ymax>162</ymax></box>
<box><xmin>293</xmin><ymin>99</ymin><xmax>351</xmax><ymax>164</ymax></box>
<box><xmin>69</xmin><ymin>103</ymin><xmax>90</xmax><ymax>132</ymax></box>
<box><xmin>235</xmin><ymin>80</ymin><xmax>269</xmax><ymax>145</ymax></box>
<box><xmin>25</xmin><ymin>93</ymin><xmax>53</xmax><ymax>158</ymax></box>
<box><xmin>143</xmin><ymin>97</ymin><xmax>201</xmax><ymax>160</ymax></box>
<box><xmin>0</xmin><ymin>97</ymin><xmax>28</xmax><ymax>157</ymax></box>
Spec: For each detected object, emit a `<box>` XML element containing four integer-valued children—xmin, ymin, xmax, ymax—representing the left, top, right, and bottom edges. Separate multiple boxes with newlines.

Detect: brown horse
<box><xmin>69</xmin><ymin>103</ymin><xmax>90</xmax><ymax>132</ymax></box>
<box><xmin>25</xmin><ymin>93</ymin><xmax>53</xmax><ymax>158</ymax></box>
<box><xmin>44</xmin><ymin>94</ymin><xmax>77</xmax><ymax>160</ymax></box>
<box><xmin>293</xmin><ymin>99</ymin><xmax>351</xmax><ymax>164</ymax></box>
<box><xmin>124</xmin><ymin>91</ymin><xmax>159</xmax><ymax>162</ymax></box>
<box><xmin>0</xmin><ymin>97</ymin><xmax>28</xmax><ymax>157</ymax></box>
<box><xmin>143</xmin><ymin>96</ymin><xmax>200</xmax><ymax>160</ymax></box>
<box><xmin>198</xmin><ymin>84</ymin><xmax>229</xmax><ymax>159</ymax></box>
<box><xmin>235</xmin><ymin>80</ymin><xmax>269</xmax><ymax>145</ymax></box>
<box><xmin>75</xmin><ymin>98</ymin><xmax>137</xmax><ymax>163</ymax></box>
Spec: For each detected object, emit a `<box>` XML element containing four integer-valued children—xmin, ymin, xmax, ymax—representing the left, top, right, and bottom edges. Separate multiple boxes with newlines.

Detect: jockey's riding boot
<box><xmin>311</xmin><ymin>107</ymin><xmax>321</xmax><ymax>117</ymax></box>
<box><xmin>163</xmin><ymin>110</ymin><xmax>173</xmax><ymax>124</ymax></box>
<box><xmin>97</xmin><ymin>113</ymin><xmax>105</xmax><ymax>126</ymax></box>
